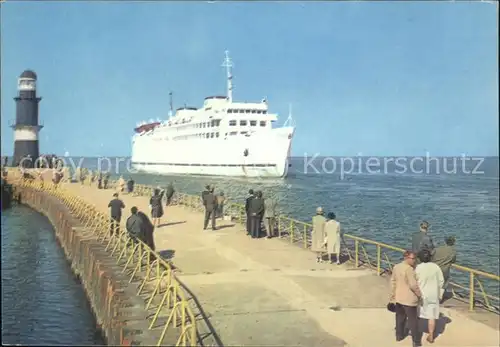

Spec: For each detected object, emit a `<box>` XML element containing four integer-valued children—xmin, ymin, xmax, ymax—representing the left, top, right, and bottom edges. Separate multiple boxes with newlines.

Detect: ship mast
<box><xmin>222</xmin><ymin>50</ymin><xmax>233</xmax><ymax>102</ymax></box>
<box><xmin>168</xmin><ymin>91</ymin><xmax>173</xmax><ymax>118</ymax></box>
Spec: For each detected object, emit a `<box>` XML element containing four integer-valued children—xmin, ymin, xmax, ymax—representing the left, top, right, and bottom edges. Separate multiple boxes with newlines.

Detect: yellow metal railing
<box><xmin>13</xmin><ymin>177</ymin><xmax>197</xmax><ymax>347</ymax></box>
<box><xmin>171</xmin><ymin>189</ymin><xmax>500</xmax><ymax>314</ymax></box>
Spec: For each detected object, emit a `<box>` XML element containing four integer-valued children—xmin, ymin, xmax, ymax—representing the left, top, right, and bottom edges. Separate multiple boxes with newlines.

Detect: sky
<box><xmin>0</xmin><ymin>1</ymin><xmax>498</xmax><ymax>157</ymax></box>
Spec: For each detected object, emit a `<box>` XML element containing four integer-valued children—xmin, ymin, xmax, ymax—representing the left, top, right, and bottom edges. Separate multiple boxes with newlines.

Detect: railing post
<box><xmin>376</xmin><ymin>245</ymin><xmax>381</xmax><ymax>275</ymax></box>
<box><xmin>355</xmin><ymin>240</ymin><xmax>359</xmax><ymax>268</ymax></box>
<box><xmin>303</xmin><ymin>224</ymin><xmax>307</xmax><ymax>249</ymax></box>
<box><xmin>290</xmin><ymin>220</ymin><xmax>294</xmax><ymax>243</ymax></box>
<box><xmin>469</xmin><ymin>272</ymin><xmax>475</xmax><ymax>311</ymax></box>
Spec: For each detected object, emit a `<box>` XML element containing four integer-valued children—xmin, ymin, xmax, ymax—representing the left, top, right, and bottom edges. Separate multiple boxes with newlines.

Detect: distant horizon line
<box><xmin>1</xmin><ymin>154</ymin><xmax>499</xmax><ymax>159</ymax></box>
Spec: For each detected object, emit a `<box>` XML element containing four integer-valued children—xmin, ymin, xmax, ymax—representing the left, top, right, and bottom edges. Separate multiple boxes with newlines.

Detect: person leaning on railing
<box><xmin>412</xmin><ymin>221</ymin><xmax>435</xmax><ymax>259</ymax></box>
<box><xmin>432</xmin><ymin>236</ymin><xmax>457</xmax><ymax>298</ymax></box>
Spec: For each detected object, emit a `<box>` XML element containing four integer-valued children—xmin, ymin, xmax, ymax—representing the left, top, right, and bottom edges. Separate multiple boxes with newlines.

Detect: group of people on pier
<box><xmin>200</xmin><ymin>187</ymin><xmax>279</xmax><ymax>238</ymax></box>
<box><xmin>200</xmin><ymin>185</ymin><xmax>227</xmax><ymax>231</ymax></box>
<box><xmin>390</xmin><ymin>221</ymin><xmax>457</xmax><ymax>347</ymax></box>
<box><xmin>106</xmin><ymin>182</ymin><xmax>176</xmax><ymax>260</ymax></box>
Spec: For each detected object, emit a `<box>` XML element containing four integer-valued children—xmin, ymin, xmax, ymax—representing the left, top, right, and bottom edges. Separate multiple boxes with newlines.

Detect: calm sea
<box><xmin>1</xmin><ymin>206</ymin><xmax>105</xmax><ymax>345</ymax></box>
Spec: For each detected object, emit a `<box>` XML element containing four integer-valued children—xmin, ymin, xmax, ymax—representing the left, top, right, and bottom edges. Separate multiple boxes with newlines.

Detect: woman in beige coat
<box><xmin>311</xmin><ymin>207</ymin><xmax>327</xmax><ymax>263</ymax></box>
<box><xmin>325</xmin><ymin>212</ymin><xmax>341</xmax><ymax>265</ymax></box>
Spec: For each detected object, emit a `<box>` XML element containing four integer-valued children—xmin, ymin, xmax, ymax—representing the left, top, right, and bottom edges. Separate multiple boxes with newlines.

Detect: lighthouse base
<box><xmin>13</xmin><ymin>140</ymin><xmax>39</xmax><ymax>168</ymax></box>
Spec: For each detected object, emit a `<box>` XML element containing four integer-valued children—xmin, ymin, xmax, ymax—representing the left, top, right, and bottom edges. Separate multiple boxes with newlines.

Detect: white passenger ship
<box><xmin>131</xmin><ymin>51</ymin><xmax>295</xmax><ymax>178</ymax></box>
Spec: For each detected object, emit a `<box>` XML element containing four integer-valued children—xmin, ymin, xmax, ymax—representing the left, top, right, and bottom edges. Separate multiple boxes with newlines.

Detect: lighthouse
<box><xmin>11</xmin><ymin>70</ymin><xmax>43</xmax><ymax>168</ymax></box>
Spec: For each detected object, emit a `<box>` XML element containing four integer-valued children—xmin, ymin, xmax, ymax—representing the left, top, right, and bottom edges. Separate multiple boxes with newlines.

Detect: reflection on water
<box><xmin>1</xmin><ymin>206</ymin><xmax>104</xmax><ymax>345</ymax></box>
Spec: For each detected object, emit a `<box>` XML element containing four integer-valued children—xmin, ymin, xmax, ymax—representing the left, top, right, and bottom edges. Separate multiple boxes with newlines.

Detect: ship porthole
<box><xmin>243</xmin><ymin>149</ymin><xmax>249</xmax><ymax>157</ymax></box>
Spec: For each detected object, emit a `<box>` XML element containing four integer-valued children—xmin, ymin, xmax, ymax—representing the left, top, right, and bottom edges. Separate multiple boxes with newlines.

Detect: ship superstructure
<box><xmin>131</xmin><ymin>51</ymin><xmax>295</xmax><ymax>177</ymax></box>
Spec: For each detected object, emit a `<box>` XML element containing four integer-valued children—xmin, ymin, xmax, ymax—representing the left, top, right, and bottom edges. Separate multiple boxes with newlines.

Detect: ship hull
<box><xmin>131</xmin><ymin>127</ymin><xmax>294</xmax><ymax>178</ymax></box>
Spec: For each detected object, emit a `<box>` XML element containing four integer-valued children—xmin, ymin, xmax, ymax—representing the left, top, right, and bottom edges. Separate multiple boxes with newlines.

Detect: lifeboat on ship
<box><xmin>134</xmin><ymin>122</ymin><xmax>161</xmax><ymax>133</ymax></box>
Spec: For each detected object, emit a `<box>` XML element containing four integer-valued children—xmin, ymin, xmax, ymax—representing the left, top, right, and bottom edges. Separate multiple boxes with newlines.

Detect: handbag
<box><xmin>387</xmin><ymin>302</ymin><xmax>396</xmax><ymax>313</ymax></box>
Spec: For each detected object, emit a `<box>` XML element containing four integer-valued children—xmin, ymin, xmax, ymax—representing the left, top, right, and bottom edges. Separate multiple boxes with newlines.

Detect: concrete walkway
<box><xmin>62</xmin><ymin>182</ymin><xmax>499</xmax><ymax>347</ymax></box>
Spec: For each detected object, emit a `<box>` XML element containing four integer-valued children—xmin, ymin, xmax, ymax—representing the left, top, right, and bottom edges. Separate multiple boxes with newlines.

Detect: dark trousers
<box><xmin>250</xmin><ymin>215</ymin><xmax>262</xmax><ymax>238</ymax></box>
<box><xmin>217</xmin><ymin>203</ymin><xmax>224</xmax><ymax>218</ymax></box>
<box><xmin>110</xmin><ymin>216</ymin><xmax>121</xmax><ymax>235</ymax></box>
<box><xmin>204</xmin><ymin>209</ymin><xmax>216</xmax><ymax>229</ymax></box>
<box><xmin>103</xmin><ymin>179</ymin><xmax>108</xmax><ymax>189</ymax></box>
<box><xmin>395</xmin><ymin>303</ymin><xmax>421</xmax><ymax>345</ymax></box>
<box><xmin>166</xmin><ymin>196</ymin><xmax>173</xmax><ymax>205</ymax></box>
<box><xmin>246</xmin><ymin>212</ymin><xmax>251</xmax><ymax>234</ymax></box>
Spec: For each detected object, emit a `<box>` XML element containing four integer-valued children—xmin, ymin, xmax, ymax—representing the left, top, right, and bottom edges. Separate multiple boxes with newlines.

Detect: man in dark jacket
<box><xmin>249</xmin><ymin>190</ymin><xmax>265</xmax><ymax>238</ymax></box>
<box><xmin>108</xmin><ymin>193</ymin><xmax>125</xmax><ymax>235</ymax></box>
<box><xmin>103</xmin><ymin>172</ymin><xmax>110</xmax><ymax>189</ymax></box>
<box><xmin>137</xmin><ymin>211</ymin><xmax>156</xmax><ymax>262</ymax></box>
<box><xmin>127</xmin><ymin>178</ymin><xmax>135</xmax><ymax>195</ymax></box>
<box><xmin>202</xmin><ymin>188</ymin><xmax>218</xmax><ymax>230</ymax></box>
<box><xmin>166</xmin><ymin>182</ymin><xmax>175</xmax><ymax>205</ymax></box>
<box><xmin>432</xmin><ymin>235</ymin><xmax>457</xmax><ymax>297</ymax></box>
<box><xmin>126</xmin><ymin>206</ymin><xmax>144</xmax><ymax>243</ymax></box>
<box><xmin>411</xmin><ymin>221</ymin><xmax>434</xmax><ymax>257</ymax></box>
<box><xmin>245</xmin><ymin>189</ymin><xmax>255</xmax><ymax>235</ymax></box>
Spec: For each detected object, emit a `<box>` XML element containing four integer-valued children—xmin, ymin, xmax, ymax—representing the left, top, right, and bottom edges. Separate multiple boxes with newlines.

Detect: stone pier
<box><xmin>8</xmin><ymin>170</ymin><xmax>500</xmax><ymax>347</ymax></box>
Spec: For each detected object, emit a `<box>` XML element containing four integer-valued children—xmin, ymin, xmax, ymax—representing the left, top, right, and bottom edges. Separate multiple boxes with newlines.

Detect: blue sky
<box><xmin>1</xmin><ymin>1</ymin><xmax>497</xmax><ymax>157</ymax></box>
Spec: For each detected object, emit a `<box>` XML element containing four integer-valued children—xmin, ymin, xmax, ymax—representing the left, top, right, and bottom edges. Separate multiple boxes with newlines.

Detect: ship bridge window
<box><xmin>245</xmin><ymin>109</ymin><xmax>251</xmax><ymax>114</ymax></box>
<box><xmin>203</xmin><ymin>122</ymin><xmax>207</xmax><ymax>128</ymax></box>
<box><xmin>250</xmin><ymin>120</ymin><xmax>257</xmax><ymax>126</ymax></box>
<box><xmin>206</xmin><ymin>133</ymin><xmax>210</xmax><ymax>138</ymax></box>
<box><xmin>263</xmin><ymin>110</ymin><xmax>267</xmax><ymax>114</ymax></box>
<box><xmin>229</xmin><ymin>131</ymin><xmax>237</xmax><ymax>136</ymax></box>
<box><xmin>260</xmin><ymin>121</ymin><xmax>266</xmax><ymax>127</ymax></box>
<box><xmin>216</xmin><ymin>132</ymin><xmax>219</xmax><ymax>138</ymax></box>
<box><xmin>241</xmin><ymin>131</ymin><xmax>248</xmax><ymax>135</ymax></box>
<box><xmin>251</xmin><ymin>110</ymin><xmax>256</xmax><ymax>114</ymax></box>
<box><xmin>228</xmin><ymin>109</ymin><xmax>233</xmax><ymax>114</ymax></box>
<box><xmin>229</xmin><ymin>120</ymin><xmax>236</xmax><ymax>126</ymax></box>
<box><xmin>240</xmin><ymin>120</ymin><xmax>247</xmax><ymax>126</ymax></box>
<box><xmin>210</xmin><ymin>133</ymin><xmax>214</xmax><ymax>138</ymax></box>
<box><xmin>238</xmin><ymin>109</ymin><xmax>244</xmax><ymax>113</ymax></box>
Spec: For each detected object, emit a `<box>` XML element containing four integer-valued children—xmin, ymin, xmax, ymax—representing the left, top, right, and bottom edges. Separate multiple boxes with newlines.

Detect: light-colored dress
<box><xmin>311</xmin><ymin>215</ymin><xmax>326</xmax><ymax>252</ymax></box>
<box><xmin>325</xmin><ymin>219</ymin><xmax>341</xmax><ymax>254</ymax></box>
<box><xmin>415</xmin><ymin>262</ymin><xmax>444</xmax><ymax>320</ymax></box>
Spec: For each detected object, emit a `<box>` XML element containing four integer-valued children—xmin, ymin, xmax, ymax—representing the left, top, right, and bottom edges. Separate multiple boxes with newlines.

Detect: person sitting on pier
<box><xmin>150</xmin><ymin>188</ymin><xmax>165</xmax><ymax>228</ymax></box>
<box><xmin>108</xmin><ymin>193</ymin><xmax>125</xmax><ymax>235</ymax></box>
<box><xmin>311</xmin><ymin>207</ymin><xmax>327</xmax><ymax>263</ymax></box>
<box><xmin>325</xmin><ymin>212</ymin><xmax>341</xmax><ymax>265</ymax></box>
<box><xmin>166</xmin><ymin>182</ymin><xmax>175</xmax><ymax>205</ymax></box>
<box><xmin>126</xmin><ymin>206</ymin><xmax>144</xmax><ymax>244</ymax></box>
<box><xmin>202</xmin><ymin>187</ymin><xmax>218</xmax><ymax>231</ymax></box>
<box><xmin>412</xmin><ymin>221</ymin><xmax>435</xmax><ymax>257</ymax></box>
<box><xmin>389</xmin><ymin>250</ymin><xmax>422</xmax><ymax>347</ymax></box>
<box><xmin>245</xmin><ymin>189</ymin><xmax>255</xmax><ymax>235</ymax></box>
<box><xmin>249</xmin><ymin>190</ymin><xmax>264</xmax><ymax>238</ymax></box>
<box><xmin>416</xmin><ymin>249</ymin><xmax>444</xmax><ymax>344</ymax></box>
<box><xmin>432</xmin><ymin>236</ymin><xmax>457</xmax><ymax>299</ymax></box>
